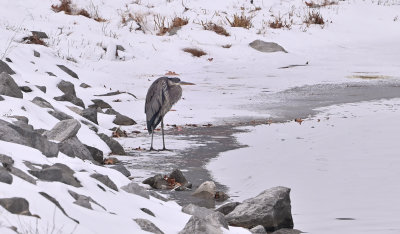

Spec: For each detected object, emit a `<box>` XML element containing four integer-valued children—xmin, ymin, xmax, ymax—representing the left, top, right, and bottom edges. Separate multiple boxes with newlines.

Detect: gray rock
<box><xmin>0</xmin><ymin>95</ymin><xmax>4</xmax><ymax>101</ymax></box>
<box><xmin>169</xmin><ymin>169</ymin><xmax>188</xmax><ymax>185</ymax></box>
<box><xmin>68</xmin><ymin>190</ymin><xmax>105</xmax><ymax>210</ymax></box>
<box><xmin>182</xmin><ymin>204</ymin><xmax>228</xmax><ymax>229</ymax></box>
<box><xmin>0</xmin><ymin>197</ymin><xmax>31</xmax><ymax>215</ymax></box>
<box><xmin>84</xmin><ymin>145</ymin><xmax>103</xmax><ymax>164</ymax></box>
<box><xmin>32</xmin><ymin>97</ymin><xmax>54</xmax><ymax>109</ymax></box>
<box><xmin>44</xmin><ymin>119</ymin><xmax>81</xmax><ymax>142</ymax></box>
<box><xmin>5</xmin><ymin>58</ymin><xmax>12</xmax><ymax>63</ymax></box>
<box><xmin>20</xmin><ymin>86</ymin><xmax>33</xmax><ymax>92</ymax></box>
<box><xmin>134</xmin><ymin>218</ymin><xmax>164</xmax><ymax>234</ymax></box>
<box><xmin>48</xmin><ymin>110</ymin><xmax>73</xmax><ymax>121</ymax></box>
<box><xmin>90</xmin><ymin>173</ymin><xmax>118</xmax><ymax>191</ymax></box>
<box><xmin>0</xmin><ymin>154</ymin><xmax>14</xmax><ymax>166</ymax></box>
<box><xmin>0</xmin><ymin>119</ymin><xmax>59</xmax><ymax>157</ymax></box>
<box><xmin>31</xmin><ymin>31</ymin><xmax>48</xmax><ymax>39</ymax></box>
<box><xmin>0</xmin><ymin>166</ymin><xmax>13</xmax><ymax>184</ymax></box>
<box><xmin>149</xmin><ymin>191</ymin><xmax>169</xmax><ymax>202</ymax></box>
<box><xmin>0</xmin><ymin>72</ymin><xmax>23</xmax><ymax>98</ymax></box>
<box><xmin>90</xmin><ymin>99</ymin><xmax>111</xmax><ymax>109</ymax></box>
<box><xmin>80</xmin><ymin>83</ymin><xmax>91</xmax><ymax>88</ymax></box>
<box><xmin>54</xmin><ymin>94</ymin><xmax>85</xmax><ymax>108</ymax></box>
<box><xmin>33</xmin><ymin>50</ymin><xmax>40</xmax><ymax>57</ymax></box>
<box><xmin>104</xmin><ymin>108</ymin><xmax>119</xmax><ymax>115</ymax></box>
<box><xmin>82</xmin><ymin>107</ymin><xmax>98</xmax><ymax>124</ymax></box>
<box><xmin>10</xmin><ymin>115</ymin><xmax>29</xmax><ymax>123</ymax></box>
<box><xmin>12</xmin><ymin>120</ymin><xmax>34</xmax><ymax>131</ymax></box>
<box><xmin>270</xmin><ymin>228</ymin><xmax>302</xmax><ymax>234</ymax></box>
<box><xmin>46</xmin><ymin>71</ymin><xmax>57</xmax><ymax>77</ymax></box>
<box><xmin>57</xmin><ymin>65</ymin><xmax>79</xmax><ymax>79</ymax></box>
<box><xmin>97</xmin><ymin>133</ymin><xmax>126</xmax><ymax>155</ymax></box>
<box><xmin>39</xmin><ymin>192</ymin><xmax>79</xmax><ymax>223</ymax></box>
<box><xmin>35</xmin><ymin>85</ymin><xmax>47</xmax><ymax>93</ymax></box>
<box><xmin>57</xmin><ymin>80</ymin><xmax>76</xmax><ymax>96</ymax></box>
<box><xmin>110</xmin><ymin>165</ymin><xmax>131</xmax><ymax>177</ymax></box>
<box><xmin>6</xmin><ymin>166</ymin><xmax>36</xmax><ymax>184</ymax></box>
<box><xmin>59</xmin><ymin>136</ymin><xmax>93</xmax><ymax>161</ymax></box>
<box><xmin>143</xmin><ymin>174</ymin><xmax>168</xmax><ymax>189</ymax></box>
<box><xmin>113</xmin><ymin>114</ymin><xmax>136</xmax><ymax>126</ymax></box>
<box><xmin>249</xmin><ymin>40</ymin><xmax>287</xmax><ymax>53</ymax></box>
<box><xmin>192</xmin><ymin>181</ymin><xmax>216</xmax><ymax>199</ymax></box>
<box><xmin>250</xmin><ymin>225</ymin><xmax>266</xmax><ymax>233</ymax></box>
<box><xmin>225</xmin><ymin>186</ymin><xmax>293</xmax><ymax>231</ymax></box>
<box><xmin>121</xmin><ymin>182</ymin><xmax>150</xmax><ymax>199</ymax></box>
<box><xmin>28</xmin><ymin>163</ymin><xmax>81</xmax><ymax>187</ymax></box>
<box><xmin>215</xmin><ymin>202</ymin><xmax>240</xmax><ymax>216</ymax></box>
<box><xmin>179</xmin><ymin>216</ymin><xmax>223</xmax><ymax>234</ymax></box>
<box><xmin>141</xmin><ymin>208</ymin><xmax>155</xmax><ymax>217</ymax></box>
<box><xmin>116</xmin><ymin>45</ymin><xmax>125</xmax><ymax>51</ymax></box>
<box><xmin>0</xmin><ymin>61</ymin><xmax>16</xmax><ymax>75</ymax></box>
<box><xmin>215</xmin><ymin>191</ymin><xmax>229</xmax><ymax>202</ymax></box>
<box><xmin>81</xmin><ymin>120</ymin><xmax>98</xmax><ymax>132</ymax></box>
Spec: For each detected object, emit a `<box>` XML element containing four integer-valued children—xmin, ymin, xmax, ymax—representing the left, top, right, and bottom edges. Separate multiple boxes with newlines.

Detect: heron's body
<box><xmin>145</xmin><ymin>77</ymin><xmax>193</xmax><ymax>150</ymax></box>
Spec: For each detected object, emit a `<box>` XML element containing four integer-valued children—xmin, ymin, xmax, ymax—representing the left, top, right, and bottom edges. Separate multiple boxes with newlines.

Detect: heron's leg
<box><xmin>161</xmin><ymin>117</ymin><xmax>166</xmax><ymax>150</ymax></box>
<box><xmin>150</xmin><ymin>131</ymin><xmax>154</xmax><ymax>151</ymax></box>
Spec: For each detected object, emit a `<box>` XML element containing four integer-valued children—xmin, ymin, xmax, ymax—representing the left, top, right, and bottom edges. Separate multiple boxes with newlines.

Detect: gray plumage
<box><xmin>145</xmin><ymin>77</ymin><xmax>193</xmax><ymax>151</ymax></box>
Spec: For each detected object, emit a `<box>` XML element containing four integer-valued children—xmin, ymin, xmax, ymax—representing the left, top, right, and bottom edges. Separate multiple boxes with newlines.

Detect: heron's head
<box><xmin>167</xmin><ymin>77</ymin><xmax>195</xmax><ymax>86</ymax></box>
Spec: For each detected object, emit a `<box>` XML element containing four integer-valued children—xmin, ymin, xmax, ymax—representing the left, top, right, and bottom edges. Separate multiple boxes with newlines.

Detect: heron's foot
<box><xmin>149</xmin><ymin>147</ymin><xmax>155</xmax><ymax>151</ymax></box>
<box><xmin>160</xmin><ymin>147</ymin><xmax>172</xmax><ymax>152</ymax></box>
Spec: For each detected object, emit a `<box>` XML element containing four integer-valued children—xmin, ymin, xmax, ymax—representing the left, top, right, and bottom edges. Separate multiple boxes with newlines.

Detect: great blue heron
<box><xmin>145</xmin><ymin>77</ymin><xmax>195</xmax><ymax>151</ymax></box>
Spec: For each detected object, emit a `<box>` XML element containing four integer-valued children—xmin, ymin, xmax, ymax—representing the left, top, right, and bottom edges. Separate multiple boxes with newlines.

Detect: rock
<box><xmin>192</xmin><ymin>181</ymin><xmax>216</xmax><ymax>199</ymax></box>
<box><xmin>46</xmin><ymin>71</ymin><xmax>57</xmax><ymax>77</ymax></box>
<box><xmin>0</xmin><ymin>197</ymin><xmax>31</xmax><ymax>215</ymax></box>
<box><xmin>28</xmin><ymin>163</ymin><xmax>81</xmax><ymax>187</ymax></box>
<box><xmin>44</xmin><ymin>119</ymin><xmax>81</xmax><ymax>142</ymax></box>
<box><xmin>215</xmin><ymin>191</ymin><xmax>229</xmax><ymax>202</ymax></box>
<box><xmin>6</xmin><ymin>166</ymin><xmax>36</xmax><ymax>184</ymax></box>
<box><xmin>81</xmin><ymin>120</ymin><xmax>98</xmax><ymax>132</ymax></box>
<box><xmin>121</xmin><ymin>182</ymin><xmax>150</xmax><ymax>199</ymax></box>
<box><xmin>97</xmin><ymin>133</ymin><xmax>126</xmax><ymax>155</ymax></box>
<box><xmin>68</xmin><ymin>190</ymin><xmax>105</xmax><ymax>210</ymax></box>
<box><xmin>12</xmin><ymin>119</ymin><xmax>34</xmax><ymax>131</ymax></box>
<box><xmin>116</xmin><ymin>45</ymin><xmax>125</xmax><ymax>51</ymax></box>
<box><xmin>32</xmin><ymin>96</ymin><xmax>54</xmax><ymax>109</ymax></box>
<box><xmin>82</xmin><ymin>107</ymin><xmax>98</xmax><ymax>124</ymax></box>
<box><xmin>39</xmin><ymin>192</ymin><xmax>79</xmax><ymax>223</ymax></box>
<box><xmin>90</xmin><ymin>99</ymin><xmax>111</xmax><ymax>109</ymax></box>
<box><xmin>143</xmin><ymin>174</ymin><xmax>168</xmax><ymax>189</ymax></box>
<box><xmin>110</xmin><ymin>165</ymin><xmax>131</xmax><ymax>177</ymax></box>
<box><xmin>35</xmin><ymin>85</ymin><xmax>47</xmax><ymax>93</ymax></box>
<box><xmin>90</xmin><ymin>173</ymin><xmax>118</xmax><ymax>191</ymax></box>
<box><xmin>179</xmin><ymin>216</ymin><xmax>223</xmax><ymax>234</ymax></box>
<box><xmin>31</xmin><ymin>31</ymin><xmax>48</xmax><ymax>39</ymax></box>
<box><xmin>57</xmin><ymin>65</ymin><xmax>79</xmax><ymax>79</ymax></box>
<box><xmin>0</xmin><ymin>61</ymin><xmax>16</xmax><ymax>75</ymax></box>
<box><xmin>250</xmin><ymin>225</ymin><xmax>267</xmax><ymax>233</ymax></box>
<box><xmin>225</xmin><ymin>186</ymin><xmax>293</xmax><ymax>231</ymax></box>
<box><xmin>0</xmin><ymin>72</ymin><xmax>23</xmax><ymax>98</ymax></box>
<box><xmin>5</xmin><ymin>58</ymin><xmax>12</xmax><ymax>63</ymax></box>
<box><xmin>0</xmin><ymin>166</ymin><xmax>13</xmax><ymax>184</ymax></box>
<box><xmin>149</xmin><ymin>191</ymin><xmax>169</xmax><ymax>202</ymax></box>
<box><xmin>134</xmin><ymin>218</ymin><xmax>164</xmax><ymax>234</ymax></box>
<box><xmin>33</xmin><ymin>50</ymin><xmax>40</xmax><ymax>57</ymax></box>
<box><xmin>215</xmin><ymin>202</ymin><xmax>241</xmax><ymax>215</ymax></box>
<box><xmin>104</xmin><ymin>108</ymin><xmax>119</xmax><ymax>115</ymax></box>
<box><xmin>20</xmin><ymin>86</ymin><xmax>33</xmax><ymax>92</ymax></box>
<box><xmin>0</xmin><ymin>154</ymin><xmax>14</xmax><ymax>167</ymax></box>
<box><xmin>84</xmin><ymin>145</ymin><xmax>103</xmax><ymax>164</ymax></box>
<box><xmin>113</xmin><ymin>114</ymin><xmax>136</xmax><ymax>126</ymax></box>
<box><xmin>141</xmin><ymin>208</ymin><xmax>155</xmax><ymax>217</ymax></box>
<box><xmin>10</xmin><ymin>115</ymin><xmax>29</xmax><ymax>123</ymax></box>
<box><xmin>67</xmin><ymin>106</ymin><xmax>83</xmax><ymax>115</ymax></box>
<box><xmin>57</xmin><ymin>80</ymin><xmax>76</xmax><ymax>96</ymax></box>
<box><xmin>270</xmin><ymin>228</ymin><xmax>302</xmax><ymax>234</ymax></box>
<box><xmin>0</xmin><ymin>95</ymin><xmax>4</xmax><ymax>101</ymax></box>
<box><xmin>169</xmin><ymin>169</ymin><xmax>188</xmax><ymax>186</ymax></box>
<box><xmin>59</xmin><ymin>136</ymin><xmax>93</xmax><ymax>161</ymax></box>
<box><xmin>249</xmin><ymin>40</ymin><xmax>287</xmax><ymax>53</ymax></box>
<box><xmin>182</xmin><ymin>204</ymin><xmax>228</xmax><ymax>229</ymax></box>
<box><xmin>54</xmin><ymin>94</ymin><xmax>85</xmax><ymax>108</ymax></box>
<box><xmin>48</xmin><ymin>110</ymin><xmax>73</xmax><ymax>121</ymax></box>
<box><xmin>80</xmin><ymin>83</ymin><xmax>91</xmax><ymax>88</ymax></box>
<box><xmin>0</xmin><ymin>119</ymin><xmax>59</xmax><ymax>157</ymax></box>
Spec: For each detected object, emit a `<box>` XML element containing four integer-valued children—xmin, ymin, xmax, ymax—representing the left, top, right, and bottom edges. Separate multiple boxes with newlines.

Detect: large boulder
<box><xmin>57</xmin><ymin>80</ymin><xmax>76</xmax><ymax>96</ymax></box>
<box><xmin>250</xmin><ymin>225</ymin><xmax>267</xmax><ymax>233</ymax></box>
<box><xmin>215</xmin><ymin>202</ymin><xmax>241</xmax><ymax>215</ymax></box>
<box><xmin>225</xmin><ymin>186</ymin><xmax>293</xmax><ymax>231</ymax></box>
<box><xmin>84</xmin><ymin>145</ymin><xmax>103</xmax><ymax>164</ymax></box>
<box><xmin>0</xmin><ymin>197</ymin><xmax>31</xmax><ymax>216</ymax></box>
<box><xmin>44</xmin><ymin>119</ymin><xmax>81</xmax><ymax>142</ymax></box>
<box><xmin>90</xmin><ymin>99</ymin><xmax>111</xmax><ymax>109</ymax></box>
<box><xmin>182</xmin><ymin>204</ymin><xmax>228</xmax><ymax>229</ymax></box>
<box><xmin>0</xmin><ymin>166</ymin><xmax>13</xmax><ymax>184</ymax></box>
<box><xmin>113</xmin><ymin>114</ymin><xmax>136</xmax><ymax>126</ymax></box>
<box><xmin>32</xmin><ymin>96</ymin><xmax>54</xmax><ymax>109</ymax></box>
<box><xmin>169</xmin><ymin>169</ymin><xmax>188</xmax><ymax>185</ymax></box>
<box><xmin>121</xmin><ymin>182</ymin><xmax>150</xmax><ymax>199</ymax></box>
<box><xmin>134</xmin><ymin>218</ymin><xmax>164</xmax><ymax>234</ymax></box>
<box><xmin>48</xmin><ymin>110</ymin><xmax>73</xmax><ymax>121</ymax></box>
<box><xmin>143</xmin><ymin>174</ymin><xmax>168</xmax><ymax>189</ymax></box>
<box><xmin>0</xmin><ymin>61</ymin><xmax>16</xmax><ymax>75</ymax></box>
<box><xmin>54</xmin><ymin>94</ymin><xmax>85</xmax><ymax>108</ymax></box>
<box><xmin>0</xmin><ymin>72</ymin><xmax>23</xmax><ymax>98</ymax></box>
<box><xmin>179</xmin><ymin>216</ymin><xmax>223</xmax><ymax>234</ymax></box>
<box><xmin>82</xmin><ymin>107</ymin><xmax>98</xmax><ymax>124</ymax></box>
<box><xmin>57</xmin><ymin>65</ymin><xmax>79</xmax><ymax>79</ymax></box>
<box><xmin>0</xmin><ymin>120</ymin><xmax>59</xmax><ymax>157</ymax></box>
<box><xmin>6</xmin><ymin>166</ymin><xmax>36</xmax><ymax>184</ymax></box>
<box><xmin>28</xmin><ymin>163</ymin><xmax>81</xmax><ymax>187</ymax></box>
<box><xmin>249</xmin><ymin>40</ymin><xmax>287</xmax><ymax>53</ymax></box>
<box><xmin>192</xmin><ymin>181</ymin><xmax>216</xmax><ymax>199</ymax></box>
<box><xmin>68</xmin><ymin>190</ymin><xmax>105</xmax><ymax>210</ymax></box>
<box><xmin>0</xmin><ymin>154</ymin><xmax>14</xmax><ymax>166</ymax></box>
<box><xmin>110</xmin><ymin>165</ymin><xmax>131</xmax><ymax>177</ymax></box>
<box><xmin>90</xmin><ymin>173</ymin><xmax>118</xmax><ymax>191</ymax></box>
<box><xmin>58</xmin><ymin>136</ymin><xmax>93</xmax><ymax>161</ymax></box>
<box><xmin>97</xmin><ymin>133</ymin><xmax>126</xmax><ymax>155</ymax></box>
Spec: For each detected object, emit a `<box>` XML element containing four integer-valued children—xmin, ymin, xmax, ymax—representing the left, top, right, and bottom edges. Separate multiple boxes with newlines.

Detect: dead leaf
<box><xmin>295</xmin><ymin>118</ymin><xmax>303</xmax><ymax>125</ymax></box>
<box><xmin>207</xmin><ymin>58</ymin><xmax>213</xmax><ymax>61</ymax></box>
<box><xmin>165</xmin><ymin>71</ymin><xmax>179</xmax><ymax>76</ymax></box>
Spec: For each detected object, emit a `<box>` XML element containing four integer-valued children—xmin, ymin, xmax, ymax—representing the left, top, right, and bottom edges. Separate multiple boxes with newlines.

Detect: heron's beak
<box><xmin>179</xmin><ymin>81</ymin><xmax>195</xmax><ymax>85</ymax></box>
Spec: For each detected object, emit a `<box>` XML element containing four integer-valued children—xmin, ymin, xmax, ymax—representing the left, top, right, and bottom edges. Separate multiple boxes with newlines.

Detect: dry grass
<box><xmin>304</xmin><ymin>11</ymin><xmax>325</xmax><ymax>25</ymax></box>
<box><xmin>222</xmin><ymin>44</ymin><xmax>232</xmax><ymax>48</ymax></box>
<box><xmin>226</xmin><ymin>14</ymin><xmax>252</xmax><ymax>29</ymax></box>
<box><xmin>77</xmin><ymin>9</ymin><xmax>90</xmax><ymax>18</ymax></box>
<box><xmin>268</xmin><ymin>15</ymin><xmax>292</xmax><ymax>29</ymax></box>
<box><xmin>23</xmin><ymin>35</ymin><xmax>47</xmax><ymax>46</ymax></box>
<box><xmin>171</xmin><ymin>17</ymin><xmax>188</xmax><ymax>28</ymax></box>
<box><xmin>51</xmin><ymin>0</ymin><xmax>72</xmax><ymax>14</ymax></box>
<box><xmin>51</xmin><ymin>0</ymin><xmax>107</xmax><ymax>22</ymax></box>
<box><xmin>183</xmin><ymin>48</ymin><xmax>207</xmax><ymax>57</ymax></box>
<box><xmin>202</xmin><ymin>22</ymin><xmax>230</xmax><ymax>36</ymax></box>
<box><xmin>154</xmin><ymin>15</ymin><xmax>188</xmax><ymax>35</ymax></box>
<box><xmin>305</xmin><ymin>0</ymin><xmax>338</xmax><ymax>8</ymax></box>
